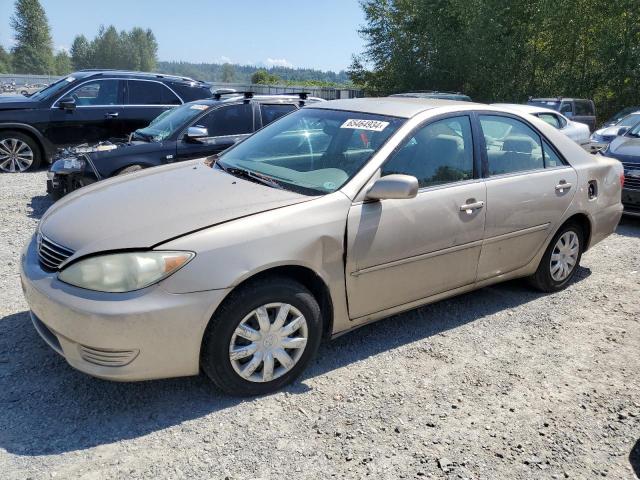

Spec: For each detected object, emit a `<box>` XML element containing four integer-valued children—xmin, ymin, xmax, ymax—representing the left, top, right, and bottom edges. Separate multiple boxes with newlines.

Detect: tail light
<box><xmin>620</xmin><ymin>172</ymin><xmax>625</xmax><ymax>188</ymax></box>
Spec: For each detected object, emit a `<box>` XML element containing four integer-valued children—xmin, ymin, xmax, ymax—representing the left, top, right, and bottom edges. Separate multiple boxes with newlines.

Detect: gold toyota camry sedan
<box><xmin>21</xmin><ymin>97</ymin><xmax>624</xmax><ymax>395</ymax></box>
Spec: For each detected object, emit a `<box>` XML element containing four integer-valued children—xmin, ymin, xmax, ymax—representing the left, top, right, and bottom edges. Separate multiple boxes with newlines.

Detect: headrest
<box><xmin>502</xmin><ymin>135</ymin><xmax>535</xmax><ymax>154</ymax></box>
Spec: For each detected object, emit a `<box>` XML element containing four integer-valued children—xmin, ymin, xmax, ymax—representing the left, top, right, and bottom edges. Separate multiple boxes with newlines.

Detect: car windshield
<box><xmin>528</xmin><ymin>100</ymin><xmax>561</xmax><ymax>111</ymax></box>
<box><xmin>628</xmin><ymin>122</ymin><xmax>640</xmax><ymax>137</ymax></box>
<box><xmin>217</xmin><ymin>108</ymin><xmax>405</xmax><ymax>195</ymax></box>
<box><xmin>616</xmin><ymin>113</ymin><xmax>640</xmax><ymax>128</ymax></box>
<box><xmin>134</xmin><ymin>102</ymin><xmax>211</xmax><ymax>141</ymax></box>
<box><xmin>607</xmin><ymin>107</ymin><xmax>639</xmax><ymax>125</ymax></box>
<box><xmin>29</xmin><ymin>76</ymin><xmax>77</xmax><ymax>101</ymax></box>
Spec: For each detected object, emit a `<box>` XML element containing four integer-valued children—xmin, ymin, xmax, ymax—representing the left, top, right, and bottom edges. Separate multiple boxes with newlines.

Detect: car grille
<box><xmin>622</xmin><ymin>162</ymin><xmax>640</xmax><ymax>191</ymax></box>
<box><xmin>38</xmin><ymin>234</ymin><xmax>75</xmax><ymax>271</ymax></box>
<box><xmin>78</xmin><ymin>345</ymin><xmax>139</xmax><ymax>367</ymax></box>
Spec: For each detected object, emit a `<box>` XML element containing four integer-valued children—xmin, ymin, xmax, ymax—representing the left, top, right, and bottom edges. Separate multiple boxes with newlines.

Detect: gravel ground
<box><xmin>1</xmin><ymin>170</ymin><xmax>639</xmax><ymax>480</ymax></box>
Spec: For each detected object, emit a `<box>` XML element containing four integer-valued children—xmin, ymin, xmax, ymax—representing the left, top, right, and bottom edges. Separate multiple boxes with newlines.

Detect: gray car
<box><xmin>21</xmin><ymin>98</ymin><xmax>623</xmax><ymax>395</ymax></box>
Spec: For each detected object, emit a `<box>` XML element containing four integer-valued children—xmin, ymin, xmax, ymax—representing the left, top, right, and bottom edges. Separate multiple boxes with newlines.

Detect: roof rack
<box><xmin>213</xmin><ymin>91</ymin><xmax>254</xmax><ymax>100</ymax></box>
<box><xmin>77</xmin><ymin>69</ymin><xmax>197</xmax><ymax>83</ymax></box>
<box><xmin>273</xmin><ymin>92</ymin><xmax>310</xmax><ymax>100</ymax></box>
<box><xmin>405</xmin><ymin>90</ymin><xmax>465</xmax><ymax>95</ymax></box>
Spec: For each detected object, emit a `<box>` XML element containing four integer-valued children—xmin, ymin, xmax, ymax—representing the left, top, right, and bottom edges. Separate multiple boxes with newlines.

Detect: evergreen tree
<box><xmin>221</xmin><ymin>63</ymin><xmax>235</xmax><ymax>82</ymax></box>
<box><xmin>70</xmin><ymin>35</ymin><xmax>92</xmax><ymax>70</ymax></box>
<box><xmin>0</xmin><ymin>46</ymin><xmax>12</xmax><ymax>73</ymax></box>
<box><xmin>10</xmin><ymin>0</ymin><xmax>54</xmax><ymax>74</ymax></box>
<box><xmin>54</xmin><ymin>50</ymin><xmax>73</xmax><ymax>75</ymax></box>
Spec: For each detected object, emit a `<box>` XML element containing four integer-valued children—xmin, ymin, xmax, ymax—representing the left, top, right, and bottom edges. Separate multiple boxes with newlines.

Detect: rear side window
<box><xmin>200</xmin><ymin>104</ymin><xmax>253</xmax><ymax>136</ymax></box>
<box><xmin>575</xmin><ymin>100</ymin><xmax>594</xmax><ymax>116</ymax></box>
<box><xmin>480</xmin><ymin>115</ymin><xmax>544</xmax><ymax>175</ymax></box>
<box><xmin>261</xmin><ymin>104</ymin><xmax>297</xmax><ymax>126</ymax></box>
<box><xmin>382</xmin><ymin>116</ymin><xmax>474</xmax><ymax>188</ymax></box>
<box><xmin>127</xmin><ymin>80</ymin><xmax>181</xmax><ymax>105</ymax></box>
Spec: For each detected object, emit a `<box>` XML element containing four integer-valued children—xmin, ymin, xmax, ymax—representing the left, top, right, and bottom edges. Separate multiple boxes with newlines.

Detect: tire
<box><xmin>0</xmin><ymin>130</ymin><xmax>42</xmax><ymax>172</ymax></box>
<box><xmin>117</xmin><ymin>164</ymin><xmax>144</xmax><ymax>175</ymax></box>
<box><xmin>528</xmin><ymin>222</ymin><xmax>584</xmax><ymax>292</ymax></box>
<box><xmin>201</xmin><ymin>276</ymin><xmax>323</xmax><ymax>396</ymax></box>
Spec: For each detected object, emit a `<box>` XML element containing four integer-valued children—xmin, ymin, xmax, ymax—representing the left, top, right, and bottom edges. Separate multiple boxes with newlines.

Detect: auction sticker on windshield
<box><xmin>341</xmin><ymin>119</ymin><xmax>389</xmax><ymax>131</ymax></box>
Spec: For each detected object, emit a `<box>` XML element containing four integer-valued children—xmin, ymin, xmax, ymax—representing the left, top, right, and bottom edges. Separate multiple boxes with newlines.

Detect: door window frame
<box><xmin>378</xmin><ymin>111</ymin><xmax>483</xmax><ymax>194</ymax></box>
<box><xmin>474</xmin><ymin>111</ymin><xmax>571</xmax><ymax>180</ymax></box>
<box><xmin>51</xmin><ymin>78</ymin><xmax>125</xmax><ymax>108</ymax></box>
<box><xmin>178</xmin><ymin>102</ymin><xmax>257</xmax><ymax>141</ymax></box>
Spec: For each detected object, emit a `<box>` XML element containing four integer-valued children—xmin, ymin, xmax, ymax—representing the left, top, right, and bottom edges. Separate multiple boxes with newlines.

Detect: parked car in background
<box><xmin>600</xmin><ymin>123</ymin><xmax>640</xmax><ymax>216</ymax></box>
<box><xmin>600</xmin><ymin>106</ymin><xmax>640</xmax><ymax>128</ymax></box>
<box><xmin>46</xmin><ymin>92</ymin><xmax>323</xmax><ymax>198</ymax></box>
<box><xmin>0</xmin><ymin>70</ymin><xmax>213</xmax><ymax>172</ymax></box>
<box><xmin>493</xmin><ymin>103</ymin><xmax>590</xmax><ymax>146</ymax></box>
<box><xmin>21</xmin><ymin>98</ymin><xmax>623</xmax><ymax>395</ymax></box>
<box><xmin>589</xmin><ymin>111</ymin><xmax>640</xmax><ymax>151</ymax></box>
<box><xmin>527</xmin><ymin>97</ymin><xmax>596</xmax><ymax>132</ymax></box>
<box><xmin>390</xmin><ymin>91</ymin><xmax>472</xmax><ymax>101</ymax></box>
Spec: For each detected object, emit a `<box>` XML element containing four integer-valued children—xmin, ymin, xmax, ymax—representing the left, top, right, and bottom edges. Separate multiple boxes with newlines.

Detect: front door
<box><xmin>46</xmin><ymin>79</ymin><xmax>125</xmax><ymax>147</ymax></box>
<box><xmin>476</xmin><ymin>114</ymin><xmax>578</xmax><ymax>280</ymax></box>
<box><xmin>176</xmin><ymin>103</ymin><xmax>255</xmax><ymax>161</ymax></box>
<box><xmin>345</xmin><ymin>115</ymin><xmax>486</xmax><ymax>319</ymax></box>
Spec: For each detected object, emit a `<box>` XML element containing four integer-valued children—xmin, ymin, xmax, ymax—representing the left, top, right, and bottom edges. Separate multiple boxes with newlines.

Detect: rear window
<box><xmin>528</xmin><ymin>100</ymin><xmax>561</xmax><ymax>111</ymax></box>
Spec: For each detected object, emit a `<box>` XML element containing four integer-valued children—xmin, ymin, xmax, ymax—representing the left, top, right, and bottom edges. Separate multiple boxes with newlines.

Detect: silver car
<box><xmin>21</xmin><ymin>98</ymin><xmax>624</xmax><ymax>395</ymax></box>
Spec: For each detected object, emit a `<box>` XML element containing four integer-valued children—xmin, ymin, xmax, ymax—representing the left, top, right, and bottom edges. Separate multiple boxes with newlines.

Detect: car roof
<box><xmin>492</xmin><ymin>103</ymin><xmax>560</xmax><ymax>115</ymax></box>
<box><xmin>309</xmin><ymin>97</ymin><xmax>479</xmax><ymax>118</ymax></box>
<box><xmin>529</xmin><ymin>97</ymin><xmax>592</xmax><ymax>102</ymax></box>
<box><xmin>78</xmin><ymin>70</ymin><xmax>207</xmax><ymax>85</ymax></box>
<box><xmin>182</xmin><ymin>95</ymin><xmax>324</xmax><ymax>108</ymax></box>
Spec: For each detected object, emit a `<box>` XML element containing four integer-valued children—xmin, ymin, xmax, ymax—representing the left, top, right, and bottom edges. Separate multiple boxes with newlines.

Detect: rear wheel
<box><xmin>0</xmin><ymin>131</ymin><xmax>41</xmax><ymax>172</ymax></box>
<box><xmin>201</xmin><ymin>277</ymin><xmax>322</xmax><ymax>396</ymax></box>
<box><xmin>529</xmin><ymin>222</ymin><xmax>583</xmax><ymax>292</ymax></box>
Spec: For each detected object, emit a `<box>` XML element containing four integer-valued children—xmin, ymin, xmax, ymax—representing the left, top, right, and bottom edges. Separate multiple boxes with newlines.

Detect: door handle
<box><xmin>459</xmin><ymin>200</ymin><xmax>485</xmax><ymax>214</ymax></box>
<box><xmin>555</xmin><ymin>182</ymin><xmax>572</xmax><ymax>192</ymax></box>
<box><xmin>104</xmin><ymin>112</ymin><xmax>119</xmax><ymax>118</ymax></box>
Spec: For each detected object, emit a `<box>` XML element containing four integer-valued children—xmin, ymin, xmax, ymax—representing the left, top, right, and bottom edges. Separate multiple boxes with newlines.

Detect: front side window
<box><xmin>381</xmin><ymin>116</ymin><xmax>474</xmax><ymax>188</ymax></box>
<box><xmin>480</xmin><ymin>115</ymin><xmax>545</xmax><ymax>175</ymax></box>
<box><xmin>575</xmin><ymin>100</ymin><xmax>593</xmax><ymax>116</ymax></box>
<box><xmin>69</xmin><ymin>79</ymin><xmax>120</xmax><ymax>106</ymax></box>
<box><xmin>218</xmin><ymin>108</ymin><xmax>404</xmax><ymax>194</ymax></box>
<box><xmin>261</xmin><ymin>104</ymin><xmax>297</xmax><ymax>126</ymax></box>
<box><xmin>127</xmin><ymin>80</ymin><xmax>181</xmax><ymax>105</ymax></box>
<box><xmin>201</xmin><ymin>104</ymin><xmax>253</xmax><ymax>136</ymax></box>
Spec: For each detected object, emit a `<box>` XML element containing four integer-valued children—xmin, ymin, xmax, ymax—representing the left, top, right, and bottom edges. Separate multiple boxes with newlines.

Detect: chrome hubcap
<box><xmin>229</xmin><ymin>303</ymin><xmax>308</xmax><ymax>383</ymax></box>
<box><xmin>0</xmin><ymin>138</ymin><xmax>34</xmax><ymax>172</ymax></box>
<box><xmin>550</xmin><ymin>231</ymin><xmax>579</xmax><ymax>282</ymax></box>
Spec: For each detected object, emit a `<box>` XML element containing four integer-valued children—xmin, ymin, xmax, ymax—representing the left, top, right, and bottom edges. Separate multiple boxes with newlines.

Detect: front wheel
<box><xmin>0</xmin><ymin>131</ymin><xmax>41</xmax><ymax>172</ymax></box>
<box><xmin>529</xmin><ymin>222</ymin><xmax>584</xmax><ymax>292</ymax></box>
<box><xmin>201</xmin><ymin>277</ymin><xmax>322</xmax><ymax>396</ymax></box>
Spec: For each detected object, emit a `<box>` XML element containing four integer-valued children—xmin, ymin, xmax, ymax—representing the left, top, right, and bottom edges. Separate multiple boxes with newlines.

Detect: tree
<box><xmin>70</xmin><ymin>35</ymin><xmax>92</xmax><ymax>70</ymax></box>
<box><xmin>0</xmin><ymin>46</ymin><xmax>12</xmax><ymax>73</ymax></box>
<box><xmin>251</xmin><ymin>69</ymin><xmax>280</xmax><ymax>84</ymax></box>
<box><xmin>10</xmin><ymin>0</ymin><xmax>54</xmax><ymax>74</ymax></box>
<box><xmin>54</xmin><ymin>50</ymin><xmax>73</xmax><ymax>75</ymax></box>
<box><xmin>221</xmin><ymin>63</ymin><xmax>235</xmax><ymax>82</ymax></box>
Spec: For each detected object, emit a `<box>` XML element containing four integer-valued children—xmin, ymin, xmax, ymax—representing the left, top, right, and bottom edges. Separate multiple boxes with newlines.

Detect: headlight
<box><xmin>58</xmin><ymin>251</ymin><xmax>194</xmax><ymax>292</ymax></box>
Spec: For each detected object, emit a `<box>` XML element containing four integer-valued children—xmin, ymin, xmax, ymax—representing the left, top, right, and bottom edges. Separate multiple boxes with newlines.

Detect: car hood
<box><xmin>607</xmin><ymin>136</ymin><xmax>640</xmax><ymax>162</ymax></box>
<box><xmin>39</xmin><ymin>159</ymin><xmax>313</xmax><ymax>258</ymax></box>
<box><xmin>0</xmin><ymin>96</ymin><xmax>39</xmax><ymax>109</ymax></box>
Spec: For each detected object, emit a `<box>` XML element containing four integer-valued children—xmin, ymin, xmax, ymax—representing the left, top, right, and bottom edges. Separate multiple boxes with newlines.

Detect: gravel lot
<box><xmin>1</xmin><ymin>170</ymin><xmax>639</xmax><ymax>480</ymax></box>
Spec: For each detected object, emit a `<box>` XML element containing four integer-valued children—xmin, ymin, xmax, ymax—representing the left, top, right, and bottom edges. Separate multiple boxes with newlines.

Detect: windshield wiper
<box><xmin>216</xmin><ymin>162</ymin><xmax>283</xmax><ymax>190</ymax></box>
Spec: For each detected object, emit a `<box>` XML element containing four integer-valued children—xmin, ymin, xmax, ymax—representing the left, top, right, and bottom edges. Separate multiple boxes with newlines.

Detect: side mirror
<box><xmin>185</xmin><ymin>126</ymin><xmax>208</xmax><ymax>141</ymax></box>
<box><xmin>58</xmin><ymin>97</ymin><xmax>76</xmax><ymax>110</ymax></box>
<box><xmin>365</xmin><ymin>174</ymin><xmax>418</xmax><ymax>201</ymax></box>
<box><xmin>617</xmin><ymin>126</ymin><xmax>630</xmax><ymax>136</ymax></box>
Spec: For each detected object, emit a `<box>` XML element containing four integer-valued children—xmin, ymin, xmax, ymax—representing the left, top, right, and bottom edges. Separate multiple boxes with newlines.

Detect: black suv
<box><xmin>0</xmin><ymin>70</ymin><xmax>213</xmax><ymax>172</ymax></box>
<box><xmin>47</xmin><ymin>92</ymin><xmax>323</xmax><ymax>198</ymax></box>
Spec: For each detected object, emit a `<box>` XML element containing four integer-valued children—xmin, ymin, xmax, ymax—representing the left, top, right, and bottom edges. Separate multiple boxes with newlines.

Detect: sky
<box><xmin>0</xmin><ymin>0</ymin><xmax>366</xmax><ymax>72</ymax></box>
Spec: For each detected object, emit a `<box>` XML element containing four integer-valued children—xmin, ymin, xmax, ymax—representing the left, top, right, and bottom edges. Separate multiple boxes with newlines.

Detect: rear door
<box><xmin>46</xmin><ymin>79</ymin><xmax>125</xmax><ymax>147</ymax></box>
<box><xmin>345</xmin><ymin>114</ymin><xmax>486</xmax><ymax>319</ymax></box>
<box><xmin>119</xmin><ymin>80</ymin><xmax>182</xmax><ymax>135</ymax></box>
<box><xmin>176</xmin><ymin>103</ymin><xmax>255</xmax><ymax>161</ymax></box>
<box><xmin>476</xmin><ymin>114</ymin><xmax>578</xmax><ymax>281</ymax></box>
<box><xmin>573</xmin><ymin>100</ymin><xmax>596</xmax><ymax>132</ymax></box>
